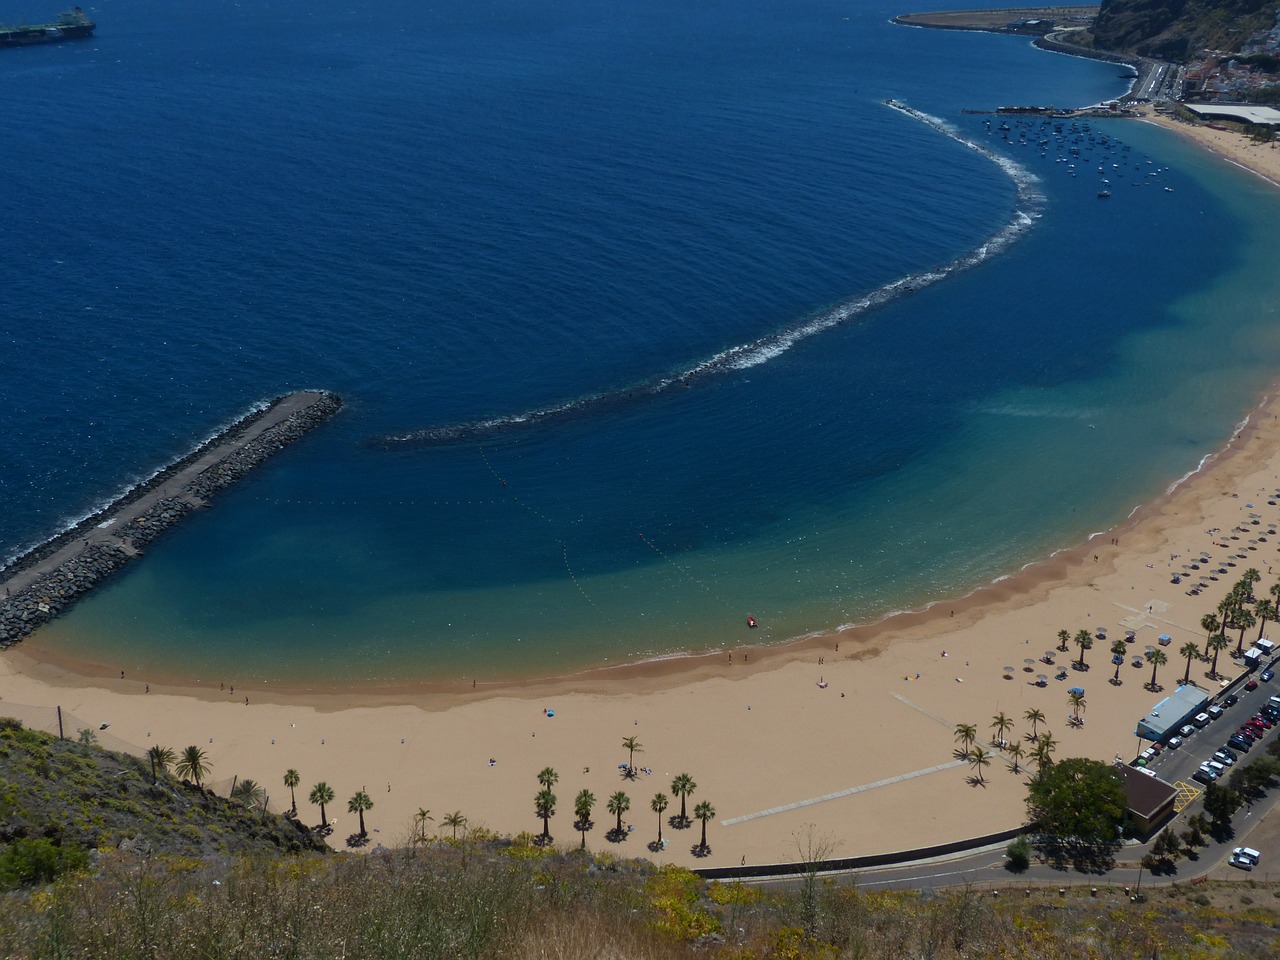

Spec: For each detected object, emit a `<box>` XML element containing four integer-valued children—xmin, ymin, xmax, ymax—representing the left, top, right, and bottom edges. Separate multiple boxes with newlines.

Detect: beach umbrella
<box><xmin>1024</xmin><ymin>658</ymin><xmax>1035</xmax><ymax>672</ymax></box>
<box><xmin>1002</xmin><ymin>665</ymin><xmax>1015</xmax><ymax>679</ymax></box>
<box><xmin>1068</xmin><ymin>686</ymin><xmax>1084</xmax><ymax>696</ymax></box>
<box><xmin>1035</xmin><ymin>674</ymin><xmax>1048</xmax><ymax>686</ymax></box>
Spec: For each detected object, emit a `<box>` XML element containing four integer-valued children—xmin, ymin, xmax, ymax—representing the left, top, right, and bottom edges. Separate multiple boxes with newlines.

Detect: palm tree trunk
<box><xmin>657</xmin><ymin>816</ymin><xmax>663</xmax><ymax>844</ymax></box>
<box><xmin>700</xmin><ymin>819</ymin><xmax>708</xmax><ymax>850</ymax></box>
<box><xmin>359</xmin><ymin>810</ymin><xmax>366</xmax><ymax>836</ymax></box>
<box><xmin>1113</xmin><ymin>662</ymin><xmax>1121</xmax><ymax>683</ymax></box>
<box><xmin>320</xmin><ymin>804</ymin><xmax>328</xmax><ymax>828</ymax></box>
<box><xmin>1184</xmin><ymin>659</ymin><xmax>1192</xmax><ymax>684</ymax></box>
<box><xmin>616</xmin><ymin>812</ymin><xmax>623</xmax><ymax>833</ymax></box>
<box><xmin>1150</xmin><ymin>663</ymin><xmax>1158</xmax><ymax>688</ymax></box>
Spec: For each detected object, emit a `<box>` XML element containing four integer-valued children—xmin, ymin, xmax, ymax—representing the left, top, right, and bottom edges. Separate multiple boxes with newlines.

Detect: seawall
<box><xmin>0</xmin><ymin>390</ymin><xmax>343</xmax><ymax>649</ymax></box>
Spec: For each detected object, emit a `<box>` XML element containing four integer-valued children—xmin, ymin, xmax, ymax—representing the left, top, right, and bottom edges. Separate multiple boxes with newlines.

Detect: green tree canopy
<box><xmin>1026</xmin><ymin>757</ymin><xmax>1127</xmax><ymax>845</ymax></box>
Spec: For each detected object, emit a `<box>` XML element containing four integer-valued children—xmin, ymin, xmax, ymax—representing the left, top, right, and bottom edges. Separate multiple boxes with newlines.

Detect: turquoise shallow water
<box><xmin>5</xmin><ymin>1</ymin><xmax>1280</xmax><ymax>684</ymax></box>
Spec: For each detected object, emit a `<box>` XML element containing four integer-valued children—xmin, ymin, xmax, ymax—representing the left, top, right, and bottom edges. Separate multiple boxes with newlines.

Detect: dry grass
<box><xmin>3</xmin><ymin>845</ymin><xmax>1280</xmax><ymax>959</ymax></box>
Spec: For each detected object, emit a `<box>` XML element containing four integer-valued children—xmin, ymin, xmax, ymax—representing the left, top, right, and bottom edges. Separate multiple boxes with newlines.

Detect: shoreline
<box><xmin>10</xmin><ymin>381</ymin><xmax>1280</xmax><ymax>867</ymax></box>
<box><xmin>7</xmin><ymin>41</ymin><xmax>1280</xmax><ymax>868</ymax></box>
<box><xmin>8</xmin><ymin>379</ymin><xmax>1277</xmax><ymax>708</ymax></box>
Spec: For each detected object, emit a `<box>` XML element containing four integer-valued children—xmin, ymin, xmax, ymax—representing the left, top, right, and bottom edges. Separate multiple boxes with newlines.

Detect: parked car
<box><xmin>1246</xmin><ymin>679</ymin><xmax>1259</xmax><ymax>691</ymax></box>
<box><xmin>1179</xmin><ymin>724</ymin><xmax>1196</xmax><ymax>737</ymax></box>
<box><xmin>1166</xmin><ymin>736</ymin><xmax>1184</xmax><ymax>750</ymax></box>
<box><xmin>1225</xmin><ymin>694</ymin><xmax>1240</xmax><ymax>707</ymax></box>
<box><xmin>1230</xmin><ymin>853</ymin><xmax>1255</xmax><ymax>871</ymax></box>
<box><xmin>1192</xmin><ymin>767</ymin><xmax>1217</xmax><ymax>784</ymax></box>
<box><xmin>1233</xmin><ymin>847</ymin><xmax>1261</xmax><ymax>865</ymax></box>
<box><xmin>1228</xmin><ymin>734</ymin><xmax>1253</xmax><ymax>751</ymax></box>
<box><xmin>1262</xmin><ymin>668</ymin><xmax>1275</xmax><ymax>682</ymax></box>
<box><xmin>1213</xmin><ymin>749</ymin><xmax>1237</xmax><ymax>766</ymax></box>
<box><xmin>1192</xmin><ymin>712</ymin><xmax>1212</xmax><ymax>727</ymax></box>
<box><xmin>1208</xmin><ymin>705</ymin><xmax>1225</xmax><ymax>720</ymax></box>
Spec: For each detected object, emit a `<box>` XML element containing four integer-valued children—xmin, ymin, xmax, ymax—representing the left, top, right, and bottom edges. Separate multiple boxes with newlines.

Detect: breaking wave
<box><xmin>373</xmin><ymin>100</ymin><xmax>1045</xmax><ymax>448</ymax></box>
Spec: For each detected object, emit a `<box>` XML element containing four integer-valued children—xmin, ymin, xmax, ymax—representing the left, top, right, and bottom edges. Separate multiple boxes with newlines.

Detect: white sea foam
<box><xmin>380</xmin><ymin>101</ymin><xmax>1045</xmax><ymax>447</ymax></box>
<box><xmin>0</xmin><ymin>399</ymin><xmax>274</xmax><ymax>573</ymax></box>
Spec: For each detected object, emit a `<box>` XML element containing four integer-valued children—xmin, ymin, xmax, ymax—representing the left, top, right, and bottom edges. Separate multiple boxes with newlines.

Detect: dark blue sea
<box><xmin>4</xmin><ymin>0</ymin><xmax>1280</xmax><ymax>685</ymax></box>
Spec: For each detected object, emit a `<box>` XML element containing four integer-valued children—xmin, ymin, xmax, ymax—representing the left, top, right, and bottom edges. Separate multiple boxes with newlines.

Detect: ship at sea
<box><xmin>0</xmin><ymin>7</ymin><xmax>94</xmax><ymax>48</ymax></box>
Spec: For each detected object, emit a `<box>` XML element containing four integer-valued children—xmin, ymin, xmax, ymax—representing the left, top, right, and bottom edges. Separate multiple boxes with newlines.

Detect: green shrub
<box><xmin>1006</xmin><ymin>835</ymin><xmax>1032</xmax><ymax>872</ymax></box>
<box><xmin>0</xmin><ymin>838</ymin><xmax>89</xmax><ymax>889</ymax></box>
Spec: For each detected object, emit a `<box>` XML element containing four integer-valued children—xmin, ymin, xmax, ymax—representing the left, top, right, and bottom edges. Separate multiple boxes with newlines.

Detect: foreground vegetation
<box><xmin>5</xmin><ymin>717</ymin><xmax>1280</xmax><ymax>956</ymax></box>
<box><xmin>4</xmin><ymin>841</ymin><xmax>1280</xmax><ymax>959</ymax></box>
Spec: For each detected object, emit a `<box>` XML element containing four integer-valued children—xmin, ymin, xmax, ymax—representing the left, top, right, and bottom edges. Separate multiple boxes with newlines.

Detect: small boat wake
<box><xmin>372</xmin><ymin>100</ymin><xmax>1044</xmax><ymax>449</ymax></box>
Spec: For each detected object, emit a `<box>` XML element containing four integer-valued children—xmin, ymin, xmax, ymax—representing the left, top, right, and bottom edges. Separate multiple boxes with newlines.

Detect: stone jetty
<box><xmin>0</xmin><ymin>390</ymin><xmax>342</xmax><ymax>649</ymax></box>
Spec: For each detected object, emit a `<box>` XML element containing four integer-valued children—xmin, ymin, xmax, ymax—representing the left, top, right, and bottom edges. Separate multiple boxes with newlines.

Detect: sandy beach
<box><xmin>5</xmin><ymin>113</ymin><xmax>1280</xmax><ymax>871</ymax></box>
<box><xmin>1136</xmin><ymin>104</ymin><xmax>1280</xmax><ymax>190</ymax></box>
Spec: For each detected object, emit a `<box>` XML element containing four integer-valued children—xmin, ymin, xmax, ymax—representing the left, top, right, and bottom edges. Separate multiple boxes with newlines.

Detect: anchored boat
<box><xmin>0</xmin><ymin>8</ymin><xmax>95</xmax><ymax>48</ymax></box>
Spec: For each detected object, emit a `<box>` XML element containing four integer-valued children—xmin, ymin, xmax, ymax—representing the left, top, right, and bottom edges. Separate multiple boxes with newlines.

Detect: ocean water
<box><xmin>4</xmin><ymin>0</ymin><xmax>1280</xmax><ymax>685</ymax></box>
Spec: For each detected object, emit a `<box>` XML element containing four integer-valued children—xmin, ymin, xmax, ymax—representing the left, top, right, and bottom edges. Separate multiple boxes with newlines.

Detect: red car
<box><xmin>1246</xmin><ymin>679</ymin><xmax>1260</xmax><ymax>691</ymax></box>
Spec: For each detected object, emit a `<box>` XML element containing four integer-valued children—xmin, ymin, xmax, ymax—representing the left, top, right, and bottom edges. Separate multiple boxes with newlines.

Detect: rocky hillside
<box><xmin>1092</xmin><ymin>0</ymin><xmax>1278</xmax><ymax>60</ymax></box>
<box><xmin>0</xmin><ymin>719</ymin><xmax>325</xmax><ymax>886</ymax></box>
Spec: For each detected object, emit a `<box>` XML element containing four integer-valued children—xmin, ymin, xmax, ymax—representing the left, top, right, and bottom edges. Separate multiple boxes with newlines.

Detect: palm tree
<box><xmin>622</xmin><ymin>736</ymin><xmax>643</xmax><ymax>773</ymax></box>
<box><xmin>1110</xmin><ymin>638</ymin><xmax>1128</xmax><ymax>684</ymax></box>
<box><xmin>651</xmin><ymin>793</ymin><xmax>669</xmax><ymax>847</ymax></box>
<box><xmin>283</xmin><ymin>769</ymin><xmax>300</xmax><ymax>816</ymax></box>
<box><xmin>309</xmin><ymin>782</ymin><xmax>335</xmax><ymax>828</ymax></box>
<box><xmin>1270</xmin><ymin>580</ymin><xmax>1280</xmax><ymax>615</ymax></box>
<box><xmin>1201</xmin><ymin>613</ymin><xmax>1221</xmax><ymax>658</ymax></box>
<box><xmin>1256</xmin><ymin>598</ymin><xmax>1276</xmax><ymax>640</ymax></box>
<box><xmin>1023</xmin><ymin>708</ymin><xmax>1045</xmax><ymax>741</ymax></box>
<box><xmin>573</xmin><ymin>789</ymin><xmax>595</xmax><ymax>849</ymax></box>
<box><xmin>1208</xmin><ymin>631</ymin><xmax>1231</xmax><ymax>679</ymax></box>
<box><xmin>670</xmin><ymin>773</ymin><xmax>696</xmax><ymax>825</ymax></box>
<box><xmin>146</xmin><ymin>745</ymin><xmax>175</xmax><ymax>785</ymax></box>
<box><xmin>175</xmin><ymin>745</ymin><xmax>210</xmax><ymax>788</ymax></box>
<box><xmin>968</xmin><ymin>746</ymin><xmax>991</xmax><ymax>785</ymax></box>
<box><xmin>1056</xmin><ymin>629</ymin><xmax>1071</xmax><ymax>653</ymax></box>
<box><xmin>693</xmin><ymin>800</ymin><xmax>715</xmax><ymax>853</ymax></box>
<box><xmin>1243</xmin><ymin>567</ymin><xmax>1262</xmax><ymax>598</ymax></box>
<box><xmin>607</xmin><ymin>790</ymin><xmax>631</xmax><ymax>837</ymax></box>
<box><xmin>441</xmin><ymin>811</ymin><xmax>467</xmax><ymax>841</ymax></box>
<box><xmin>413</xmin><ymin>808</ymin><xmax>434</xmax><ymax>845</ymax></box>
<box><xmin>1073</xmin><ymin>629</ymin><xmax>1093</xmax><ymax>670</ymax></box>
<box><xmin>1007</xmin><ymin>741</ymin><xmax>1025</xmax><ymax>774</ymax></box>
<box><xmin>1179</xmin><ymin>641</ymin><xmax>1201</xmax><ymax>685</ymax></box>
<box><xmin>1067</xmin><ymin>690</ymin><xmax>1086</xmax><ymax>723</ymax></box>
<box><xmin>990</xmin><ymin>712</ymin><xmax>1012</xmax><ymax>749</ymax></box>
<box><xmin>348</xmin><ymin>790</ymin><xmax>374</xmax><ymax>838</ymax></box>
<box><xmin>232</xmin><ymin>778</ymin><xmax>266</xmax><ymax>808</ymax></box>
<box><xmin>953</xmin><ymin>722</ymin><xmax>978</xmax><ymax>757</ymax></box>
<box><xmin>534</xmin><ymin>788</ymin><xmax>557</xmax><ymax>842</ymax></box>
<box><xmin>1235</xmin><ymin>609</ymin><xmax>1257</xmax><ymax>656</ymax></box>
<box><xmin>1145</xmin><ymin>648</ymin><xmax>1167</xmax><ymax>690</ymax></box>
<box><xmin>537</xmin><ymin>766</ymin><xmax>559</xmax><ymax>790</ymax></box>
<box><xmin>1032</xmin><ymin>731</ymin><xmax>1057</xmax><ymax>778</ymax></box>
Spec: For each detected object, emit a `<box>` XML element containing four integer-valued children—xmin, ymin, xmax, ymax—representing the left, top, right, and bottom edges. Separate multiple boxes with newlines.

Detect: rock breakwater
<box><xmin>0</xmin><ymin>390</ymin><xmax>342</xmax><ymax>649</ymax></box>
